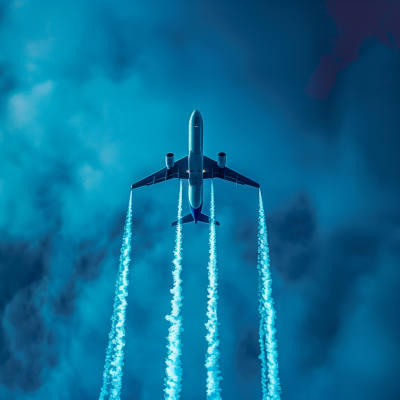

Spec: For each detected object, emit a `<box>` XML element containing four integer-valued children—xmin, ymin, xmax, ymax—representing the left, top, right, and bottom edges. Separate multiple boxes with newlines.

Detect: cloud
<box><xmin>235</xmin><ymin>327</ymin><xmax>261</xmax><ymax>382</ymax></box>
<box><xmin>0</xmin><ymin>61</ymin><xmax>17</xmax><ymax>110</ymax></box>
<box><xmin>194</xmin><ymin>0</ymin><xmax>341</xmax><ymax>135</ymax></box>
<box><xmin>267</xmin><ymin>194</ymin><xmax>317</xmax><ymax>282</ymax></box>
<box><xmin>78</xmin><ymin>164</ymin><xmax>104</xmax><ymax>192</ymax></box>
<box><xmin>0</xmin><ymin>0</ymin><xmax>400</xmax><ymax>399</ymax></box>
<box><xmin>0</xmin><ymin>239</ymin><xmax>50</xmax><ymax>391</ymax></box>
<box><xmin>306</xmin><ymin>0</ymin><xmax>400</xmax><ymax>99</ymax></box>
<box><xmin>9</xmin><ymin>80</ymin><xmax>53</xmax><ymax>124</ymax></box>
<box><xmin>336</xmin><ymin>36</ymin><xmax>400</xmax><ymax>190</ymax></box>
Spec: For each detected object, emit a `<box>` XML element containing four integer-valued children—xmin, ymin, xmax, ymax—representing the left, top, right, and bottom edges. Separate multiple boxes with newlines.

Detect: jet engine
<box><xmin>217</xmin><ymin>152</ymin><xmax>226</xmax><ymax>168</ymax></box>
<box><xmin>166</xmin><ymin>153</ymin><xmax>175</xmax><ymax>169</ymax></box>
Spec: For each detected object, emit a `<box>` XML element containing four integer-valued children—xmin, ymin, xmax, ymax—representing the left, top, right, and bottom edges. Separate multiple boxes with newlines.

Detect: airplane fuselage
<box><xmin>188</xmin><ymin>110</ymin><xmax>204</xmax><ymax>221</ymax></box>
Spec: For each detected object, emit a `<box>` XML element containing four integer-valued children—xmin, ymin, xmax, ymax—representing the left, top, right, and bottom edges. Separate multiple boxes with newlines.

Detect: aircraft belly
<box><xmin>189</xmin><ymin>149</ymin><xmax>203</xmax><ymax>208</ymax></box>
<box><xmin>188</xmin><ymin>110</ymin><xmax>204</xmax><ymax>209</ymax></box>
<box><xmin>189</xmin><ymin>126</ymin><xmax>202</xmax><ymax>154</ymax></box>
<box><xmin>189</xmin><ymin>182</ymin><xmax>203</xmax><ymax>209</ymax></box>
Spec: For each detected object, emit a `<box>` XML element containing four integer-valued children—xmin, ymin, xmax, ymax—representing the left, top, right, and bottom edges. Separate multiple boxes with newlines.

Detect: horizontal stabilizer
<box><xmin>172</xmin><ymin>212</ymin><xmax>220</xmax><ymax>226</ymax></box>
<box><xmin>198</xmin><ymin>212</ymin><xmax>220</xmax><ymax>226</ymax></box>
<box><xmin>172</xmin><ymin>213</ymin><xmax>194</xmax><ymax>227</ymax></box>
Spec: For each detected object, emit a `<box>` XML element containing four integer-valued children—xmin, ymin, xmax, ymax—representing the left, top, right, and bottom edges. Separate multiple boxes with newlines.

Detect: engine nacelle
<box><xmin>166</xmin><ymin>153</ymin><xmax>175</xmax><ymax>169</ymax></box>
<box><xmin>217</xmin><ymin>152</ymin><xmax>226</xmax><ymax>168</ymax></box>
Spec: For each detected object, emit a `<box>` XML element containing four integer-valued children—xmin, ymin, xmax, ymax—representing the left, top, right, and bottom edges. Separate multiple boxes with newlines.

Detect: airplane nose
<box><xmin>190</xmin><ymin>110</ymin><xmax>203</xmax><ymax>126</ymax></box>
<box><xmin>191</xmin><ymin>109</ymin><xmax>201</xmax><ymax>118</ymax></box>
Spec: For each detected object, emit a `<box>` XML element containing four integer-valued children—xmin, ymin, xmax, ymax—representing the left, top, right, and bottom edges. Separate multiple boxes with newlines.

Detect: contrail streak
<box><xmin>100</xmin><ymin>191</ymin><xmax>133</xmax><ymax>400</ymax></box>
<box><xmin>164</xmin><ymin>180</ymin><xmax>184</xmax><ymax>400</ymax></box>
<box><xmin>205</xmin><ymin>180</ymin><xmax>222</xmax><ymax>399</ymax></box>
<box><xmin>257</xmin><ymin>189</ymin><xmax>281</xmax><ymax>400</ymax></box>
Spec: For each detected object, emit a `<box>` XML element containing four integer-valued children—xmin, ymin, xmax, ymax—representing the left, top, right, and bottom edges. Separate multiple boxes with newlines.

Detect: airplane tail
<box><xmin>197</xmin><ymin>212</ymin><xmax>220</xmax><ymax>226</ymax></box>
<box><xmin>172</xmin><ymin>213</ymin><xmax>194</xmax><ymax>227</ymax></box>
<box><xmin>172</xmin><ymin>212</ymin><xmax>220</xmax><ymax>227</ymax></box>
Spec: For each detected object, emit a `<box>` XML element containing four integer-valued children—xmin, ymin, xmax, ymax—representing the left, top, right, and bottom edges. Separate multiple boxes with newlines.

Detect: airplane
<box><xmin>131</xmin><ymin>110</ymin><xmax>260</xmax><ymax>226</ymax></box>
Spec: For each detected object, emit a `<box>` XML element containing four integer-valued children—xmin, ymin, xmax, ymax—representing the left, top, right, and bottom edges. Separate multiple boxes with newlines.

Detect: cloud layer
<box><xmin>1</xmin><ymin>1</ymin><xmax>400</xmax><ymax>399</ymax></box>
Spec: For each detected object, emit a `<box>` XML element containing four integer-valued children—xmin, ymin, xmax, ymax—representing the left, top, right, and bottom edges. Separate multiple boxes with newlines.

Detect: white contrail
<box><xmin>205</xmin><ymin>179</ymin><xmax>222</xmax><ymax>400</ymax></box>
<box><xmin>100</xmin><ymin>191</ymin><xmax>133</xmax><ymax>400</ymax></box>
<box><xmin>257</xmin><ymin>189</ymin><xmax>281</xmax><ymax>400</ymax></box>
<box><xmin>164</xmin><ymin>180</ymin><xmax>184</xmax><ymax>400</ymax></box>
<box><xmin>258</xmin><ymin>280</ymin><xmax>268</xmax><ymax>397</ymax></box>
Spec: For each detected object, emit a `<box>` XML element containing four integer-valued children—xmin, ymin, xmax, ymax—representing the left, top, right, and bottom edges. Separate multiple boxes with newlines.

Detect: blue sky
<box><xmin>1</xmin><ymin>0</ymin><xmax>400</xmax><ymax>399</ymax></box>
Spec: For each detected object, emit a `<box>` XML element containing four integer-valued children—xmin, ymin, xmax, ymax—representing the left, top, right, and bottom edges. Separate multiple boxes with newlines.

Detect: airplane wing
<box><xmin>131</xmin><ymin>156</ymin><xmax>189</xmax><ymax>189</ymax></box>
<box><xmin>203</xmin><ymin>155</ymin><xmax>260</xmax><ymax>188</ymax></box>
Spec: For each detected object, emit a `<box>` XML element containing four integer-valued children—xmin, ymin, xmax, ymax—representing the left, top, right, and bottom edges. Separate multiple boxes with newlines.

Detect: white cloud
<box><xmin>32</xmin><ymin>80</ymin><xmax>53</xmax><ymax>96</ymax></box>
<box><xmin>25</xmin><ymin>38</ymin><xmax>54</xmax><ymax>59</ymax></box>
<box><xmin>9</xmin><ymin>93</ymin><xmax>35</xmax><ymax>125</ymax></box>
<box><xmin>8</xmin><ymin>80</ymin><xmax>54</xmax><ymax>127</ymax></box>
<box><xmin>78</xmin><ymin>164</ymin><xmax>104</xmax><ymax>192</ymax></box>
<box><xmin>11</xmin><ymin>0</ymin><xmax>25</xmax><ymax>9</ymax></box>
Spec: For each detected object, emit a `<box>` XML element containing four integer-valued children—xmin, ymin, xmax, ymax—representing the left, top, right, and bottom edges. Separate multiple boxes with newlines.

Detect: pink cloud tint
<box><xmin>306</xmin><ymin>0</ymin><xmax>400</xmax><ymax>100</ymax></box>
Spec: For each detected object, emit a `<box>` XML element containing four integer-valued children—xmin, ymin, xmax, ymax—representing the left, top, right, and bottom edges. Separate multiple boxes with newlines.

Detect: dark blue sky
<box><xmin>1</xmin><ymin>0</ymin><xmax>400</xmax><ymax>399</ymax></box>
